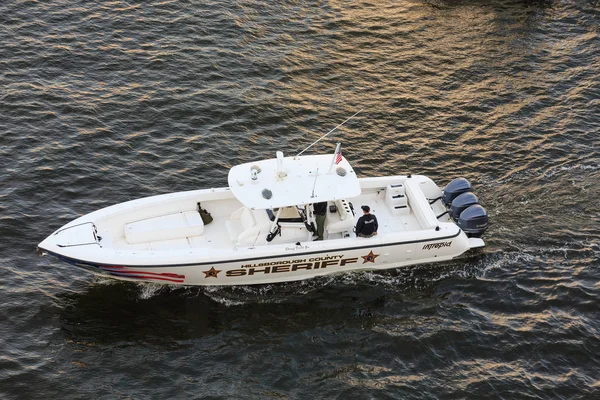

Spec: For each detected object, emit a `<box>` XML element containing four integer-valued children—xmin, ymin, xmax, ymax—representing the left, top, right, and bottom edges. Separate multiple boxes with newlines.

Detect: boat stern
<box><xmin>467</xmin><ymin>237</ymin><xmax>485</xmax><ymax>249</ymax></box>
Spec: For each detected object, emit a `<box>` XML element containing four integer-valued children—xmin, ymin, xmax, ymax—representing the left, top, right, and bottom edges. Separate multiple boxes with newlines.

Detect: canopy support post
<box><xmin>264</xmin><ymin>208</ymin><xmax>282</xmax><ymax>245</ymax></box>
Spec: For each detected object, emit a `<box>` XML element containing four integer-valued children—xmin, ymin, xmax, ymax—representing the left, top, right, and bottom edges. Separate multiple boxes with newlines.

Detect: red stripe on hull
<box><xmin>100</xmin><ymin>268</ymin><xmax>185</xmax><ymax>279</ymax></box>
<box><xmin>106</xmin><ymin>272</ymin><xmax>185</xmax><ymax>283</ymax></box>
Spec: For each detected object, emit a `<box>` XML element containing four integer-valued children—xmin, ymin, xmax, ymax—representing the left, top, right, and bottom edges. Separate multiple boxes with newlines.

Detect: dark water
<box><xmin>1</xmin><ymin>0</ymin><xmax>599</xmax><ymax>398</ymax></box>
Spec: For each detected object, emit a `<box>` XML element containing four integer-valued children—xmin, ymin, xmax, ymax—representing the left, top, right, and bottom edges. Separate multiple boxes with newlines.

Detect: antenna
<box><xmin>296</xmin><ymin>110</ymin><xmax>362</xmax><ymax>157</ymax></box>
<box><xmin>311</xmin><ymin>168</ymin><xmax>319</xmax><ymax>198</ymax></box>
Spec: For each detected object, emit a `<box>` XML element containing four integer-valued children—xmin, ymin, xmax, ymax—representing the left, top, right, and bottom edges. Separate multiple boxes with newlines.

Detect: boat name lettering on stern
<box><xmin>422</xmin><ymin>241</ymin><xmax>453</xmax><ymax>250</ymax></box>
<box><xmin>226</xmin><ymin>255</ymin><xmax>358</xmax><ymax>277</ymax></box>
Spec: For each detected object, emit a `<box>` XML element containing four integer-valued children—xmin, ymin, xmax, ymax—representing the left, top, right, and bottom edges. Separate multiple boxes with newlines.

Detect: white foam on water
<box><xmin>136</xmin><ymin>283</ymin><xmax>165</xmax><ymax>299</ymax></box>
<box><xmin>198</xmin><ymin>275</ymin><xmax>340</xmax><ymax>306</ymax></box>
<box><xmin>543</xmin><ymin>163</ymin><xmax>600</xmax><ymax>178</ymax></box>
<box><xmin>93</xmin><ymin>277</ymin><xmax>123</xmax><ymax>286</ymax></box>
<box><xmin>482</xmin><ymin>162</ymin><xmax>600</xmax><ymax>186</ymax></box>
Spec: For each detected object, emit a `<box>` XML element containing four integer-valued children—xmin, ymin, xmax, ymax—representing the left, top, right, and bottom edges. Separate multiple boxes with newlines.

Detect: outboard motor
<box><xmin>442</xmin><ymin>178</ymin><xmax>472</xmax><ymax>206</ymax></box>
<box><xmin>457</xmin><ymin>204</ymin><xmax>488</xmax><ymax>238</ymax></box>
<box><xmin>450</xmin><ymin>192</ymin><xmax>479</xmax><ymax>221</ymax></box>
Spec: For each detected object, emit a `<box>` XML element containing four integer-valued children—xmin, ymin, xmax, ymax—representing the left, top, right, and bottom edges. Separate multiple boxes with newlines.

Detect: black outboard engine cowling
<box><xmin>457</xmin><ymin>204</ymin><xmax>488</xmax><ymax>238</ymax></box>
<box><xmin>442</xmin><ymin>178</ymin><xmax>472</xmax><ymax>206</ymax></box>
<box><xmin>450</xmin><ymin>192</ymin><xmax>479</xmax><ymax>221</ymax></box>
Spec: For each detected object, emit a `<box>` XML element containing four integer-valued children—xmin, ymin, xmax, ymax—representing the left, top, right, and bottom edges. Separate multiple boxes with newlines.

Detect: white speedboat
<box><xmin>38</xmin><ymin>146</ymin><xmax>488</xmax><ymax>286</ymax></box>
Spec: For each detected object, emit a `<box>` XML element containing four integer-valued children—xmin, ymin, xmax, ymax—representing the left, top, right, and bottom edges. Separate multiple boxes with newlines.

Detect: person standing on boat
<box><xmin>313</xmin><ymin>201</ymin><xmax>328</xmax><ymax>241</ymax></box>
<box><xmin>356</xmin><ymin>205</ymin><xmax>378</xmax><ymax>238</ymax></box>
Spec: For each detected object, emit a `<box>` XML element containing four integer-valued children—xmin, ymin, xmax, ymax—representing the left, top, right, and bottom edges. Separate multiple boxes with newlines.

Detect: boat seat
<box><xmin>266</xmin><ymin>206</ymin><xmax>303</xmax><ymax>223</ymax></box>
<box><xmin>404</xmin><ymin>178</ymin><xmax>438</xmax><ymax>230</ymax></box>
<box><xmin>226</xmin><ymin>207</ymin><xmax>261</xmax><ymax>246</ymax></box>
<box><xmin>326</xmin><ymin>199</ymin><xmax>355</xmax><ymax>235</ymax></box>
<box><xmin>125</xmin><ymin>211</ymin><xmax>204</xmax><ymax>245</ymax></box>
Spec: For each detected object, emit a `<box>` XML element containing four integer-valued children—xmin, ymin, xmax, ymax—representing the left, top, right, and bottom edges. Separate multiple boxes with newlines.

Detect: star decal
<box><xmin>361</xmin><ymin>250</ymin><xmax>379</xmax><ymax>264</ymax></box>
<box><xmin>203</xmin><ymin>266</ymin><xmax>221</xmax><ymax>278</ymax></box>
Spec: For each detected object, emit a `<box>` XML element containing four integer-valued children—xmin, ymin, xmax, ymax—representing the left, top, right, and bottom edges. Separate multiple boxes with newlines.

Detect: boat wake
<box><xmin>81</xmin><ymin>217</ymin><xmax>598</xmax><ymax>308</ymax></box>
<box><xmin>125</xmin><ymin>235</ymin><xmax>598</xmax><ymax>306</ymax></box>
<box><xmin>124</xmin><ymin>255</ymin><xmax>487</xmax><ymax>305</ymax></box>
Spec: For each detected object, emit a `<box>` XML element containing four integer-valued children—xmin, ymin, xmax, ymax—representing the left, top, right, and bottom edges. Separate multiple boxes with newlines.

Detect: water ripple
<box><xmin>1</xmin><ymin>0</ymin><xmax>599</xmax><ymax>398</ymax></box>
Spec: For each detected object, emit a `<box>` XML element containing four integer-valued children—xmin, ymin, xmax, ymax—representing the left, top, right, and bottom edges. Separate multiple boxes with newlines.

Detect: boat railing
<box><xmin>54</xmin><ymin>222</ymin><xmax>102</xmax><ymax>248</ymax></box>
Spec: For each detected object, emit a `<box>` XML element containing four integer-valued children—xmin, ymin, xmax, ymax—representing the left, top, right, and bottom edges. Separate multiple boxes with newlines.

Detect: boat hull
<box><xmin>40</xmin><ymin>228</ymin><xmax>476</xmax><ymax>286</ymax></box>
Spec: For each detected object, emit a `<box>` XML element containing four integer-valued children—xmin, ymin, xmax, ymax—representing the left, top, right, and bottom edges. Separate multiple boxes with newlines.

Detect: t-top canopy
<box><xmin>228</xmin><ymin>152</ymin><xmax>361</xmax><ymax>209</ymax></box>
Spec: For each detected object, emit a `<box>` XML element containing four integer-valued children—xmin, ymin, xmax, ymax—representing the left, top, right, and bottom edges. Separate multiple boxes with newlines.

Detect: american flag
<box><xmin>335</xmin><ymin>144</ymin><xmax>342</xmax><ymax>164</ymax></box>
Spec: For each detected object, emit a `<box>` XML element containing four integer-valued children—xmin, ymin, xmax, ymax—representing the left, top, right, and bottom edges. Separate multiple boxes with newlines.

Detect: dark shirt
<box><xmin>313</xmin><ymin>202</ymin><xmax>328</xmax><ymax>216</ymax></box>
<box><xmin>356</xmin><ymin>214</ymin><xmax>378</xmax><ymax>236</ymax></box>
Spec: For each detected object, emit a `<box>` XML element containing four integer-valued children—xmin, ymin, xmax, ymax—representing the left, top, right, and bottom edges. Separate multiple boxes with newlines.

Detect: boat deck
<box><xmin>108</xmin><ymin>185</ymin><xmax>445</xmax><ymax>252</ymax></box>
